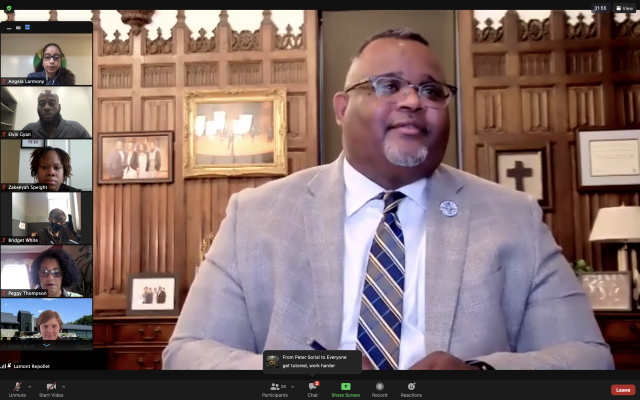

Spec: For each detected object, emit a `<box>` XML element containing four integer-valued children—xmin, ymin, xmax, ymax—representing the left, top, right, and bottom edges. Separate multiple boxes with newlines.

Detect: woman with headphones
<box><xmin>26</xmin><ymin>43</ymin><xmax>76</xmax><ymax>85</ymax></box>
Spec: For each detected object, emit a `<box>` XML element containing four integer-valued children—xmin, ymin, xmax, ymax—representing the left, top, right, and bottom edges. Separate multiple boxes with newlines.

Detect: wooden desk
<box><xmin>93</xmin><ymin>316</ymin><xmax>177</xmax><ymax>370</ymax></box>
<box><xmin>596</xmin><ymin>311</ymin><xmax>640</xmax><ymax>370</ymax></box>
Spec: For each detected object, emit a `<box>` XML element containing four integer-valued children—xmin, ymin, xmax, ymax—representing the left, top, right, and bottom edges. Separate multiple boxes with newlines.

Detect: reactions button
<box><xmin>611</xmin><ymin>385</ymin><xmax>635</xmax><ymax>396</ymax></box>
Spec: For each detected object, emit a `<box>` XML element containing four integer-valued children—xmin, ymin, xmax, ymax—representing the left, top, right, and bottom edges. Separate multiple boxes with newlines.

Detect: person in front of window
<box><xmin>30</xmin><ymin>146</ymin><xmax>81</xmax><ymax>192</ymax></box>
<box><xmin>22</xmin><ymin>90</ymin><xmax>91</xmax><ymax>139</ymax></box>
<box><xmin>29</xmin><ymin>247</ymin><xmax>82</xmax><ymax>298</ymax></box>
<box><xmin>27</xmin><ymin>43</ymin><xmax>76</xmax><ymax>86</ymax></box>
<box><xmin>37</xmin><ymin>310</ymin><xmax>66</xmax><ymax>340</ymax></box>
<box><xmin>35</xmin><ymin>208</ymin><xmax>79</xmax><ymax>245</ymax></box>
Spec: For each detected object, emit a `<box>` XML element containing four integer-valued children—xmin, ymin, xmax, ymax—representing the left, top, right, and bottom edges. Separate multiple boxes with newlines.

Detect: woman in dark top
<box><xmin>26</xmin><ymin>43</ymin><xmax>76</xmax><ymax>86</ymax></box>
<box><xmin>35</xmin><ymin>208</ymin><xmax>79</xmax><ymax>245</ymax></box>
<box><xmin>30</xmin><ymin>146</ymin><xmax>81</xmax><ymax>192</ymax></box>
<box><xmin>28</xmin><ymin>247</ymin><xmax>83</xmax><ymax>298</ymax></box>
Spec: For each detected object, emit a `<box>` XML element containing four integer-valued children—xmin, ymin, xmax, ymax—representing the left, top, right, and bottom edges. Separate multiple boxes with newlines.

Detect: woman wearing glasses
<box><xmin>26</xmin><ymin>43</ymin><xmax>76</xmax><ymax>86</ymax></box>
<box><xmin>28</xmin><ymin>247</ymin><xmax>83</xmax><ymax>298</ymax></box>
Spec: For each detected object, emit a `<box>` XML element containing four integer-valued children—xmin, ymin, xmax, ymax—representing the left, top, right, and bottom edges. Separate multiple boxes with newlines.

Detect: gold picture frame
<box><xmin>183</xmin><ymin>88</ymin><xmax>288</xmax><ymax>178</ymax></box>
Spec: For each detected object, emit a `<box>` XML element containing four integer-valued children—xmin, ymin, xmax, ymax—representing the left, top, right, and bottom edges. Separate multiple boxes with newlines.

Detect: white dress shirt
<box><xmin>339</xmin><ymin>158</ymin><xmax>428</xmax><ymax>369</ymax></box>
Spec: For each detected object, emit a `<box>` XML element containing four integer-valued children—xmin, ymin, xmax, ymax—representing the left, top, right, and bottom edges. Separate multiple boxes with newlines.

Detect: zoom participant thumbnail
<box><xmin>0</xmin><ymin>86</ymin><xmax>92</xmax><ymax>138</ymax></box>
<box><xmin>0</xmin><ymin>192</ymin><xmax>90</xmax><ymax>244</ymax></box>
<box><xmin>1</xmin><ymin>139</ymin><xmax>92</xmax><ymax>191</ymax></box>
<box><xmin>0</xmin><ymin>298</ymin><xmax>92</xmax><ymax>351</ymax></box>
<box><xmin>1</xmin><ymin>245</ymin><xmax>92</xmax><ymax>298</ymax></box>
<box><xmin>0</xmin><ymin>22</ymin><xmax>92</xmax><ymax>86</ymax></box>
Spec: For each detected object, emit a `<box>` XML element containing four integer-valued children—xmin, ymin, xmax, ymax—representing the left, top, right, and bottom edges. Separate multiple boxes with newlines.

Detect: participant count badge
<box><xmin>439</xmin><ymin>200</ymin><xmax>458</xmax><ymax>217</ymax></box>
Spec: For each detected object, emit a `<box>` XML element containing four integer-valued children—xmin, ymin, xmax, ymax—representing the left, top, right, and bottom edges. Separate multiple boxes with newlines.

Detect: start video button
<box><xmin>611</xmin><ymin>385</ymin><xmax>635</xmax><ymax>396</ymax></box>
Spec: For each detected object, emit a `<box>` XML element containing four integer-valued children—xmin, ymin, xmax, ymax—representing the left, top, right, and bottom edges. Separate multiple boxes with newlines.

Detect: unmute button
<box><xmin>611</xmin><ymin>385</ymin><xmax>636</xmax><ymax>396</ymax></box>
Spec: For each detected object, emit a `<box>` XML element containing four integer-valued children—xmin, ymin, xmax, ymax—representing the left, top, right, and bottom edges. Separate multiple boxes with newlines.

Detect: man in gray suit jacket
<box><xmin>164</xmin><ymin>28</ymin><xmax>613</xmax><ymax>370</ymax></box>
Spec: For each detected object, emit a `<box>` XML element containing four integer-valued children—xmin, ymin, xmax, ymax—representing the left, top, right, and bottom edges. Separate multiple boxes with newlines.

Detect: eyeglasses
<box><xmin>43</xmin><ymin>56</ymin><xmax>61</xmax><ymax>62</ymax></box>
<box><xmin>39</xmin><ymin>269</ymin><xmax>62</xmax><ymax>277</ymax></box>
<box><xmin>345</xmin><ymin>76</ymin><xmax>457</xmax><ymax>109</ymax></box>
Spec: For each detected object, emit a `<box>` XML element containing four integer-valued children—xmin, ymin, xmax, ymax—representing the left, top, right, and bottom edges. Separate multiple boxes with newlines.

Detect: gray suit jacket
<box><xmin>163</xmin><ymin>156</ymin><xmax>614</xmax><ymax>370</ymax></box>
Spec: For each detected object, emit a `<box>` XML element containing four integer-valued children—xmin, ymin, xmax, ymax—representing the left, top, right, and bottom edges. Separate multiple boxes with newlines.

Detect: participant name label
<box><xmin>1</xmin><ymin>130</ymin><xmax>33</xmax><ymax>138</ymax></box>
<box><xmin>1</xmin><ymin>237</ymin><xmax>40</xmax><ymax>244</ymax></box>
<box><xmin>1</xmin><ymin>78</ymin><xmax>45</xmax><ymax>85</ymax></box>
<box><xmin>1</xmin><ymin>289</ymin><xmax>48</xmax><ymax>298</ymax></box>
<box><xmin>1</xmin><ymin>184</ymin><xmax>49</xmax><ymax>191</ymax></box>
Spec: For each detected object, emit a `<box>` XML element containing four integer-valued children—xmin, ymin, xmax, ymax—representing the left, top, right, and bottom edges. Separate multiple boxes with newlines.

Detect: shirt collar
<box><xmin>344</xmin><ymin>157</ymin><xmax>427</xmax><ymax>218</ymax></box>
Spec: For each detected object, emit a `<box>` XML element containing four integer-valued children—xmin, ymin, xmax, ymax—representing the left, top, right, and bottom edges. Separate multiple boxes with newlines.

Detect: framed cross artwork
<box><xmin>487</xmin><ymin>143</ymin><xmax>554</xmax><ymax>212</ymax></box>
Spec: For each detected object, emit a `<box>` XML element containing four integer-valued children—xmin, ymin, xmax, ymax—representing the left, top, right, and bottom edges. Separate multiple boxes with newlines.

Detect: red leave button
<box><xmin>612</xmin><ymin>385</ymin><xmax>636</xmax><ymax>395</ymax></box>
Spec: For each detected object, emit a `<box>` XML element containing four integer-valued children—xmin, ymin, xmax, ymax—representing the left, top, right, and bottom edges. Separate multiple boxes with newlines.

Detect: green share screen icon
<box><xmin>341</xmin><ymin>383</ymin><xmax>351</xmax><ymax>390</ymax></box>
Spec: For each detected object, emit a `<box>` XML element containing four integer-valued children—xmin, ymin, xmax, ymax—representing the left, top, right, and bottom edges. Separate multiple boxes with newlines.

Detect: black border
<box><xmin>0</xmin><ymin>21</ymin><xmax>91</xmax><ymax>33</ymax></box>
<box><xmin>0</xmin><ymin>370</ymin><xmax>638</xmax><ymax>380</ymax></box>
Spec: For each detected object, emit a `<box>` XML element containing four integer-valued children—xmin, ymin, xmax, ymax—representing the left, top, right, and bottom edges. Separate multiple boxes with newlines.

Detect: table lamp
<box><xmin>589</xmin><ymin>205</ymin><xmax>640</xmax><ymax>271</ymax></box>
<box><xmin>590</xmin><ymin>205</ymin><xmax>640</xmax><ymax>307</ymax></box>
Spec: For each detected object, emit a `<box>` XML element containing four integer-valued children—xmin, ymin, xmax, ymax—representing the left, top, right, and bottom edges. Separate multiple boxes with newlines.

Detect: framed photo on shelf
<box><xmin>126</xmin><ymin>273</ymin><xmax>180</xmax><ymax>316</ymax></box>
<box><xmin>576</xmin><ymin>128</ymin><xmax>640</xmax><ymax>191</ymax></box>
<box><xmin>578</xmin><ymin>271</ymin><xmax>633</xmax><ymax>312</ymax></box>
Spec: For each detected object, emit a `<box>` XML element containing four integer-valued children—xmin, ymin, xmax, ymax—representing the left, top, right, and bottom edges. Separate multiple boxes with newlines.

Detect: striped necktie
<box><xmin>357</xmin><ymin>191</ymin><xmax>406</xmax><ymax>370</ymax></box>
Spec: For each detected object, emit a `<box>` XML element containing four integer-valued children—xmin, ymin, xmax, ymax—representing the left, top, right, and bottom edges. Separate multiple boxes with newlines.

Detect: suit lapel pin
<box><xmin>439</xmin><ymin>200</ymin><xmax>458</xmax><ymax>217</ymax></box>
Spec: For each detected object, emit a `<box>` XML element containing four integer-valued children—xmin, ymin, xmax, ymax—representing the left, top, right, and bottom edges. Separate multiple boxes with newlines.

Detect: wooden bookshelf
<box><xmin>1</xmin><ymin>87</ymin><xmax>17</xmax><ymax>131</ymax></box>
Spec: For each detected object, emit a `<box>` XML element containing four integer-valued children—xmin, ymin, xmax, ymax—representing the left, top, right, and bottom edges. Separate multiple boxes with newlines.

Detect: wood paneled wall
<box><xmin>91</xmin><ymin>10</ymin><xmax>319</xmax><ymax>315</ymax></box>
<box><xmin>458</xmin><ymin>10</ymin><xmax>640</xmax><ymax>271</ymax></box>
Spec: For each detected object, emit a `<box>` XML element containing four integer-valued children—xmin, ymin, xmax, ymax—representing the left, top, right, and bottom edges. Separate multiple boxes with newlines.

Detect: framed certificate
<box><xmin>576</xmin><ymin>128</ymin><xmax>640</xmax><ymax>191</ymax></box>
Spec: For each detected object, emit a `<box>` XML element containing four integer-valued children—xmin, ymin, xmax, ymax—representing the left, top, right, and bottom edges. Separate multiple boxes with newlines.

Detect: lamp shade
<box><xmin>589</xmin><ymin>205</ymin><xmax>640</xmax><ymax>243</ymax></box>
<box><xmin>195</xmin><ymin>116</ymin><xmax>206</xmax><ymax>136</ymax></box>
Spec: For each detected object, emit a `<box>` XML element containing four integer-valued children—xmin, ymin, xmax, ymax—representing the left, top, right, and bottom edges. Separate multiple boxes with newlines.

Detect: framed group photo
<box><xmin>126</xmin><ymin>273</ymin><xmax>180</xmax><ymax>316</ymax></box>
<box><xmin>98</xmin><ymin>131</ymin><xmax>174</xmax><ymax>185</ymax></box>
<box><xmin>576</xmin><ymin>127</ymin><xmax>640</xmax><ymax>191</ymax></box>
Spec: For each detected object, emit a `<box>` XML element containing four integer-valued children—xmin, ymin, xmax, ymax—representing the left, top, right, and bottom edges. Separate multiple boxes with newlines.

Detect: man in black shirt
<box><xmin>22</xmin><ymin>90</ymin><xmax>91</xmax><ymax>139</ymax></box>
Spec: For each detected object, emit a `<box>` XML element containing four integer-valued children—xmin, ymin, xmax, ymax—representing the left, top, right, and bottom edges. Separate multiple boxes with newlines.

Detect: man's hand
<box><xmin>409</xmin><ymin>351</ymin><xmax>479</xmax><ymax>370</ymax></box>
<box><xmin>362</xmin><ymin>354</ymin><xmax>374</xmax><ymax>370</ymax></box>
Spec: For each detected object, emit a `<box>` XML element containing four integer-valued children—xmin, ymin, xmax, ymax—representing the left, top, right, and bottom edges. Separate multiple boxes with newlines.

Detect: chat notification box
<box><xmin>263</xmin><ymin>350</ymin><xmax>362</xmax><ymax>375</ymax></box>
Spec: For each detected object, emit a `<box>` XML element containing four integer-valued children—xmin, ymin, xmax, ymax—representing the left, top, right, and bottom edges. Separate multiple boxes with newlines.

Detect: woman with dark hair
<box><xmin>35</xmin><ymin>208</ymin><xmax>79</xmax><ymax>245</ymax></box>
<box><xmin>27</xmin><ymin>43</ymin><xmax>76</xmax><ymax>86</ymax></box>
<box><xmin>30</xmin><ymin>146</ymin><xmax>81</xmax><ymax>192</ymax></box>
<box><xmin>131</xmin><ymin>143</ymin><xmax>150</xmax><ymax>178</ymax></box>
<box><xmin>29</xmin><ymin>248</ymin><xmax>82</xmax><ymax>298</ymax></box>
